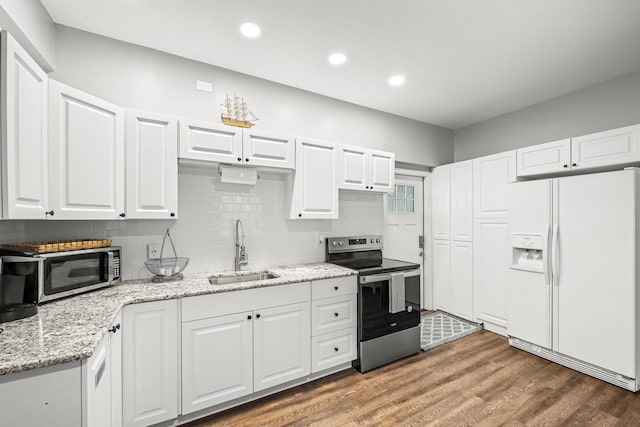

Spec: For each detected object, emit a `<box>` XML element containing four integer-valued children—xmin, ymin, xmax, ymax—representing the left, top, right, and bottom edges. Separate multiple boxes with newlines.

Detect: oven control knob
<box><xmin>370</xmin><ymin>238</ymin><xmax>374</xmax><ymax>244</ymax></box>
<box><xmin>407</xmin><ymin>305</ymin><xmax>413</xmax><ymax>312</ymax></box>
<box><xmin>338</xmin><ymin>241</ymin><xmax>343</xmax><ymax>246</ymax></box>
<box><xmin>332</xmin><ymin>241</ymin><xmax>337</xmax><ymax>246</ymax></box>
<box><xmin>376</xmin><ymin>238</ymin><xmax>381</xmax><ymax>243</ymax></box>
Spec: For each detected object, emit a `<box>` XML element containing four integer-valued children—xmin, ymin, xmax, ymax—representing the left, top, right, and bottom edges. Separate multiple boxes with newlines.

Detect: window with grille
<box><xmin>387</xmin><ymin>184</ymin><xmax>415</xmax><ymax>214</ymax></box>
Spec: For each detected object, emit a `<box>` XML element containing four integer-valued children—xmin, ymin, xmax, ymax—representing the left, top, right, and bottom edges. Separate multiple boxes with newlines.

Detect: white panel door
<box><xmin>125</xmin><ymin>110</ymin><xmax>178</xmax><ymax>219</ymax></box>
<box><xmin>451</xmin><ymin>241</ymin><xmax>473</xmax><ymax>321</ymax></box>
<box><xmin>122</xmin><ymin>300</ymin><xmax>178</xmax><ymax>427</ymax></box>
<box><xmin>450</xmin><ymin>160</ymin><xmax>473</xmax><ymax>241</ymax></box>
<box><xmin>369</xmin><ymin>149</ymin><xmax>395</xmax><ymax>192</ymax></box>
<box><xmin>516</xmin><ymin>138</ymin><xmax>571</xmax><ymax>177</ymax></box>
<box><xmin>432</xmin><ymin>239</ymin><xmax>451</xmax><ymax>312</ymax></box>
<box><xmin>431</xmin><ymin>165</ymin><xmax>451</xmax><ymax>240</ymax></box>
<box><xmin>338</xmin><ymin>145</ymin><xmax>367</xmax><ymax>190</ymax></box>
<box><xmin>243</xmin><ymin>128</ymin><xmax>294</xmax><ymax>168</ymax></box>
<box><xmin>48</xmin><ymin>80</ymin><xmax>124</xmax><ymax>219</ymax></box>
<box><xmin>253</xmin><ymin>302</ymin><xmax>310</xmax><ymax>392</ymax></box>
<box><xmin>555</xmin><ymin>170</ymin><xmax>636</xmax><ymax>377</ymax></box>
<box><xmin>473</xmin><ymin>151</ymin><xmax>516</xmax><ymax>220</ymax></box>
<box><xmin>1</xmin><ymin>31</ymin><xmax>49</xmax><ymax>219</ymax></box>
<box><xmin>182</xmin><ymin>312</ymin><xmax>253</xmax><ymax>414</ymax></box>
<box><xmin>571</xmin><ymin>125</ymin><xmax>640</xmax><ymax>171</ymax></box>
<box><xmin>178</xmin><ymin>119</ymin><xmax>242</xmax><ymax>164</ymax></box>
<box><xmin>473</xmin><ymin>219</ymin><xmax>509</xmax><ymax>329</ymax></box>
<box><xmin>291</xmin><ymin>138</ymin><xmax>338</xmax><ymax>219</ymax></box>
<box><xmin>506</xmin><ymin>179</ymin><xmax>552</xmax><ymax>348</ymax></box>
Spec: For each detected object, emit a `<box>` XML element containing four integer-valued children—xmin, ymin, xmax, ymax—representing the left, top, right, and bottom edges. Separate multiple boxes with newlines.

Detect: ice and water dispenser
<box><xmin>511</xmin><ymin>234</ymin><xmax>545</xmax><ymax>272</ymax></box>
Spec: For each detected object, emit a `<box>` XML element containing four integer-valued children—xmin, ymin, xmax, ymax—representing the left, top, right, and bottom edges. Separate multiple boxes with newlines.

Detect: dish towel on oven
<box><xmin>389</xmin><ymin>272</ymin><xmax>405</xmax><ymax>313</ymax></box>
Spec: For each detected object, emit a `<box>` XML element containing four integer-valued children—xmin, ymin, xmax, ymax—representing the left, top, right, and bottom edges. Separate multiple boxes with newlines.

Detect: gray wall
<box><xmin>0</xmin><ymin>0</ymin><xmax>55</xmax><ymax>70</ymax></box>
<box><xmin>52</xmin><ymin>26</ymin><xmax>453</xmax><ymax>167</ymax></box>
<box><xmin>454</xmin><ymin>70</ymin><xmax>640</xmax><ymax>161</ymax></box>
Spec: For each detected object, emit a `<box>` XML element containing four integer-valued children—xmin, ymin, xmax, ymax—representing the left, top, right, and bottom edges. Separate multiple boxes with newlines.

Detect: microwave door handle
<box><xmin>107</xmin><ymin>251</ymin><xmax>114</xmax><ymax>283</ymax></box>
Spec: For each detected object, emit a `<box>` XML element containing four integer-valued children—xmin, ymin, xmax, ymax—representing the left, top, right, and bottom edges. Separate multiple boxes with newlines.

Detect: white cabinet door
<box><xmin>125</xmin><ymin>110</ymin><xmax>178</xmax><ymax>219</ymax></box>
<box><xmin>473</xmin><ymin>218</ymin><xmax>509</xmax><ymax>329</ymax></box>
<box><xmin>1</xmin><ymin>30</ymin><xmax>49</xmax><ymax>219</ymax></box>
<box><xmin>338</xmin><ymin>145</ymin><xmax>367</xmax><ymax>190</ymax></box>
<box><xmin>253</xmin><ymin>302</ymin><xmax>310</xmax><ymax>392</ymax></box>
<box><xmin>450</xmin><ymin>160</ymin><xmax>473</xmax><ymax>242</ymax></box>
<box><xmin>242</xmin><ymin>128</ymin><xmax>295</xmax><ymax>169</ymax></box>
<box><xmin>451</xmin><ymin>241</ymin><xmax>473</xmax><ymax>321</ymax></box>
<box><xmin>571</xmin><ymin>124</ymin><xmax>640</xmax><ymax>171</ymax></box>
<box><xmin>122</xmin><ymin>300</ymin><xmax>178</xmax><ymax>427</ymax></box>
<box><xmin>432</xmin><ymin>165</ymin><xmax>451</xmax><ymax>240</ymax></box>
<box><xmin>432</xmin><ymin>239</ymin><xmax>451</xmax><ymax>312</ymax></box>
<box><xmin>178</xmin><ymin>119</ymin><xmax>242</xmax><ymax>164</ymax></box>
<box><xmin>110</xmin><ymin>312</ymin><xmax>123</xmax><ymax>427</ymax></box>
<box><xmin>473</xmin><ymin>151</ymin><xmax>516</xmax><ymax>220</ymax></box>
<box><xmin>369</xmin><ymin>149</ymin><xmax>395</xmax><ymax>192</ymax></box>
<box><xmin>182</xmin><ymin>312</ymin><xmax>253</xmax><ymax>414</ymax></box>
<box><xmin>84</xmin><ymin>334</ymin><xmax>111</xmax><ymax>427</ymax></box>
<box><xmin>290</xmin><ymin>138</ymin><xmax>338</xmax><ymax>219</ymax></box>
<box><xmin>516</xmin><ymin>138</ymin><xmax>571</xmax><ymax>177</ymax></box>
<box><xmin>48</xmin><ymin>80</ymin><xmax>125</xmax><ymax>219</ymax></box>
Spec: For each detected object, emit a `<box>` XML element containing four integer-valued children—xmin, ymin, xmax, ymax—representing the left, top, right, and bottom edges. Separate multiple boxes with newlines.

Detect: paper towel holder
<box><xmin>217</xmin><ymin>164</ymin><xmax>259</xmax><ymax>185</ymax></box>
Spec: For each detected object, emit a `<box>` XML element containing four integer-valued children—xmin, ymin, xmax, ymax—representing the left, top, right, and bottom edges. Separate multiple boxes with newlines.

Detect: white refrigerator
<box><xmin>507</xmin><ymin>168</ymin><xmax>639</xmax><ymax>391</ymax></box>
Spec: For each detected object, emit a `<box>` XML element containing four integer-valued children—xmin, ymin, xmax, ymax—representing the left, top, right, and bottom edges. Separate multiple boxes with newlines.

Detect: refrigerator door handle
<box><xmin>551</xmin><ymin>223</ymin><xmax>559</xmax><ymax>284</ymax></box>
<box><xmin>543</xmin><ymin>222</ymin><xmax>551</xmax><ymax>285</ymax></box>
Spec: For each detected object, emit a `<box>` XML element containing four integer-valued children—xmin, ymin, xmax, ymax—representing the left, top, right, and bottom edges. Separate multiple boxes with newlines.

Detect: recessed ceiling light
<box><xmin>328</xmin><ymin>53</ymin><xmax>347</xmax><ymax>66</ymax></box>
<box><xmin>388</xmin><ymin>75</ymin><xmax>406</xmax><ymax>86</ymax></box>
<box><xmin>240</xmin><ymin>22</ymin><xmax>261</xmax><ymax>38</ymax></box>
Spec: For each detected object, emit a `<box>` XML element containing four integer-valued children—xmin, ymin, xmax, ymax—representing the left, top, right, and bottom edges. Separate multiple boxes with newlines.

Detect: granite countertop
<box><xmin>0</xmin><ymin>262</ymin><xmax>355</xmax><ymax>376</ymax></box>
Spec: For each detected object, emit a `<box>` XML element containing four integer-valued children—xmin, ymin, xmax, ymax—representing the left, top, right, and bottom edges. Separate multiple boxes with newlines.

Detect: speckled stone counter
<box><xmin>0</xmin><ymin>263</ymin><xmax>355</xmax><ymax>376</ymax></box>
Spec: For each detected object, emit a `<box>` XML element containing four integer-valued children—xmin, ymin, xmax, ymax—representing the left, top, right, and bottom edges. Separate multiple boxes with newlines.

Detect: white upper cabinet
<box><xmin>289</xmin><ymin>137</ymin><xmax>339</xmax><ymax>219</ymax></box>
<box><xmin>125</xmin><ymin>110</ymin><xmax>178</xmax><ymax>219</ymax></box>
<box><xmin>338</xmin><ymin>145</ymin><xmax>394</xmax><ymax>192</ymax></box>
<box><xmin>571</xmin><ymin>124</ymin><xmax>640</xmax><ymax>170</ymax></box>
<box><xmin>179</xmin><ymin>120</ymin><xmax>294</xmax><ymax>169</ymax></box>
<box><xmin>179</xmin><ymin>119</ymin><xmax>242</xmax><ymax>164</ymax></box>
<box><xmin>473</xmin><ymin>150</ymin><xmax>516</xmax><ymax>220</ymax></box>
<box><xmin>432</xmin><ymin>164</ymin><xmax>451</xmax><ymax>240</ymax></box>
<box><xmin>450</xmin><ymin>160</ymin><xmax>473</xmax><ymax>241</ymax></box>
<box><xmin>1</xmin><ymin>31</ymin><xmax>49</xmax><ymax>219</ymax></box>
<box><xmin>243</xmin><ymin>128</ymin><xmax>295</xmax><ymax>169</ymax></box>
<box><xmin>48</xmin><ymin>80</ymin><xmax>125</xmax><ymax>219</ymax></box>
<box><xmin>516</xmin><ymin>138</ymin><xmax>571</xmax><ymax>177</ymax></box>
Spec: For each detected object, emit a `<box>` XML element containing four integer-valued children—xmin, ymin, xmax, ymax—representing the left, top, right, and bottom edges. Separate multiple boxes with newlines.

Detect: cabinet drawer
<box><xmin>311</xmin><ymin>294</ymin><xmax>356</xmax><ymax>336</ymax></box>
<box><xmin>311</xmin><ymin>327</ymin><xmax>357</xmax><ymax>373</ymax></box>
<box><xmin>312</xmin><ymin>276</ymin><xmax>357</xmax><ymax>300</ymax></box>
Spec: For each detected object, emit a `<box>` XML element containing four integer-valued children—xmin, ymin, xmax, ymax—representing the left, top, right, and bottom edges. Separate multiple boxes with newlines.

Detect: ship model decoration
<box><xmin>221</xmin><ymin>93</ymin><xmax>259</xmax><ymax>128</ymax></box>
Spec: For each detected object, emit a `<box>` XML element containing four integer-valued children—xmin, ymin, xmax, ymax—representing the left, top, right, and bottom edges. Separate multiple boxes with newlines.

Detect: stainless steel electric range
<box><xmin>326</xmin><ymin>235</ymin><xmax>421</xmax><ymax>372</ymax></box>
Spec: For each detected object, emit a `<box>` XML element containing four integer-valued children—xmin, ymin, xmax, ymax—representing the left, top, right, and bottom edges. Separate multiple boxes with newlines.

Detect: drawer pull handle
<box><xmin>334</xmin><ymin>347</ymin><xmax>339</xmax><ymax>352</ymax></box>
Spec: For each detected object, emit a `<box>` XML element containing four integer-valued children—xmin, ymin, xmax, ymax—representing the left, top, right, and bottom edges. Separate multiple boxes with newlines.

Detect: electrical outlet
<box><xmin>147</xmin><ymin>243</ymin><xmax>159</xmax><ymax>260</ymax></box>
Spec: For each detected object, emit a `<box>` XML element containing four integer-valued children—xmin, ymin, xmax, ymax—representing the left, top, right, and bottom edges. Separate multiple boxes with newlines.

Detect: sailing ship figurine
<box><xmin>221</xmin><ymin>94</ymin><xmax>259</xmax><ymax>128</ymax></box>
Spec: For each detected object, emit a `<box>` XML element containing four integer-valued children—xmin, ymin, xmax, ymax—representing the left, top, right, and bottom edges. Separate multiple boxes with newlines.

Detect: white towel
<box><xmin>389</xmin><ymin>272</ymin><xmax>405</xmax><ymax>314</ymax></box>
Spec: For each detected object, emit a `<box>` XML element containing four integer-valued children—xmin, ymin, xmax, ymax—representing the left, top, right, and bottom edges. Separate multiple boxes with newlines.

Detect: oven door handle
<box><xmin>359</xmin><ymin>269</ymin><xmax>421</xmax><ymax>284</ymax></box>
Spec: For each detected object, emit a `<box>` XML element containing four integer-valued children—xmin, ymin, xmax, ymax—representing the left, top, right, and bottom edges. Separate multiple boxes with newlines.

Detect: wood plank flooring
<box><xmin>186</xmin><ymin>331</ymin><xmax>640</xmax><ymax>426</ymax></box>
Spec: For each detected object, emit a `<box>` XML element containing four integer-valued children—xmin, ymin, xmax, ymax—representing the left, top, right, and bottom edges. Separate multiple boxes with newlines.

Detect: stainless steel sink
<box><xmin>208</xmin><ymin>271</ymin><xmax>279</xmax><ymax>285</ymax></box>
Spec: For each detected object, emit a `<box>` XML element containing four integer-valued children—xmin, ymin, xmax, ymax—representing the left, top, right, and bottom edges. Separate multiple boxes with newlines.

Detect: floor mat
<box><xmin>420</xmin><ymin>311</ymin><xmax>483</xmax><ymax>351</ymax></box>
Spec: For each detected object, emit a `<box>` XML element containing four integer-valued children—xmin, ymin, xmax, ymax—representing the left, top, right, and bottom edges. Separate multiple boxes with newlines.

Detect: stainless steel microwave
<box><xmin>0</xmin><ymin>246</ymin><xmax>121</xmax><ymax>303</ymax></box>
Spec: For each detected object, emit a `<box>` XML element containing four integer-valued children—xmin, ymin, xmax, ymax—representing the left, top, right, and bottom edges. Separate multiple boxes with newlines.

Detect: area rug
<box><xmin>420</xmin><ymin>311</ymin><xmax>483</xmax><ymax>351</ymax></box>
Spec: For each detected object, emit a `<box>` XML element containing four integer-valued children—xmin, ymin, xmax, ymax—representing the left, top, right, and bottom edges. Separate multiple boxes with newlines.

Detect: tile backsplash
<box><xmin>0</xmin><ymin>165</ymin><xmax>383</xmax><ymax>280</ymax></box>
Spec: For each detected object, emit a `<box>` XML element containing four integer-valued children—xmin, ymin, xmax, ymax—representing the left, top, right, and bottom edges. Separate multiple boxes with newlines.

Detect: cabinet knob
<box><xmin>298</xmin><ymin>213</ymin><xmax>302</xmax><ymax>218</ymax></box>
<box><xmin>572</xmin><ymin>163</ymin><xmax>577</xmax><ymax>167</ymax></box>
<box><xmin>365</xmin><ymin>186</ymin><xmax>369</xmax><ymax>189</ymax></box>
<box><xmin>245</xmin><ymin>158</ymin><xmax>249</xmax><ymax>162</ymax></box>
<box><xmin>119</xmin><ymin>213</ymin><xmax>126</xmax><ymax>218</ymax></box>
<box><xmin>256</xmin><ymin>313</ymin><xmax>261</xmax><ymax>319</ymax></box>
<box><xmin>237</xmin><ymin>157</ymin><xmax>242</xmax><ymax>162</ymax></box>
<box><xmin>170</xmin><ymin>212</ymin><xmax>175</xmax><ymax>217</ymax></box>
<box><xmin>334</xmin><ymin>286</ymin><xmax>339</xmax><ymax>291</ymax></box>
<box><xmin>247</xmin><ymin>315</ymin><xmax>252</xmax><ymax>320</ymax></box>
<box><xmin>563</xmin><ymin>164</ymin><xmax>568</xmax><ymax>168</ymax></box>
<box><xmin>45</xmin><ymin>210</ymin><xmax>55</xmax><ymax>216</ymax></box>
<box><xmin>370</xmin><ymin>186</ymin><xmax>374</xmax><ymax>190</ymax></box>
<box><xmin>108</xmin><ymin>323</ymin><xmax>121</xmax><ymax>334</ymax></box>
<box><xmin>334</xmin><ymin>312</ymin><xmax>339</xmax><ymax>317</ymax></box>
<box><xmin>334</xmin><ymin>347</ymin><xmax>339</xmax><ymax>352</ymax></box>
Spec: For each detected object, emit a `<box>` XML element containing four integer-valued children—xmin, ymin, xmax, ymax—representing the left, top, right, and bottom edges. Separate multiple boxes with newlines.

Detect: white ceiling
<box><xmin>40</xmin><ymin>0</ymin><xmax>640</xmax><ymax>129</ymax></box>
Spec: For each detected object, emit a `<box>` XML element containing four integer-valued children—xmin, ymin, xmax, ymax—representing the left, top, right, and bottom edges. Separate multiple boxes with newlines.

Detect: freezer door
<box><xmin>507</xmin><ymin>179</ymin><xmax>553</xmax><ymax>348</ymax></box>
<box><xmin>555</xmin><ymin>170</ymin><xmax>636</xmax><ymax>378</ymax></box>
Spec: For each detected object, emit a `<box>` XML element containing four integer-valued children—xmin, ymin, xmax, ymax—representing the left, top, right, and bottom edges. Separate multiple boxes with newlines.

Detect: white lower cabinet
<box><xmin>122</xmin><ymin>300</ymin><xmax>179</xmax><ymax>427</ymax></box>
<box><xmin>432</xmin><ymin>239</ymin><xmax>451</xmax><ymax>312</ymax></box>
<box><xmin>451</xmin><ymin>241</ymin><xmax>473</xmax><ymax>320</ymax></box>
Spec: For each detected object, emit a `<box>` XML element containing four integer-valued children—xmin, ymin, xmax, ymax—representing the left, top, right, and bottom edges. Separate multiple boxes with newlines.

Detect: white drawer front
<box><xmin>312</xmin><ymin>295</ymin><xmax>356</xmax><ymax>336</ymax></box>
<box><xmin>312</xmin><ymin>276</ymin><xmax>357</xmax><ymax>300</ymax></box>
<box><xmin>311</xmin><ymin>327</ymin><xmax>357</xmax><ymax>373</ymax></box>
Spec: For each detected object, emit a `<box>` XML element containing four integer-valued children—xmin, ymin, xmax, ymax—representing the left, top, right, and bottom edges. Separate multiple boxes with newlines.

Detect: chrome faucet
<box><xmin>235</xmin><ymin>219</ymin><xmax>248</xmax><ymax>271</ymax></box>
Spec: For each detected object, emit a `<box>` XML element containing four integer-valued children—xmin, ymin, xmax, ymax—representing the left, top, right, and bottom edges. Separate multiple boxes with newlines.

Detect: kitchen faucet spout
<box><xmin>235</xmin><ymin>219</ymin><xmax>248</xmax><ymax>271</ymax></box>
